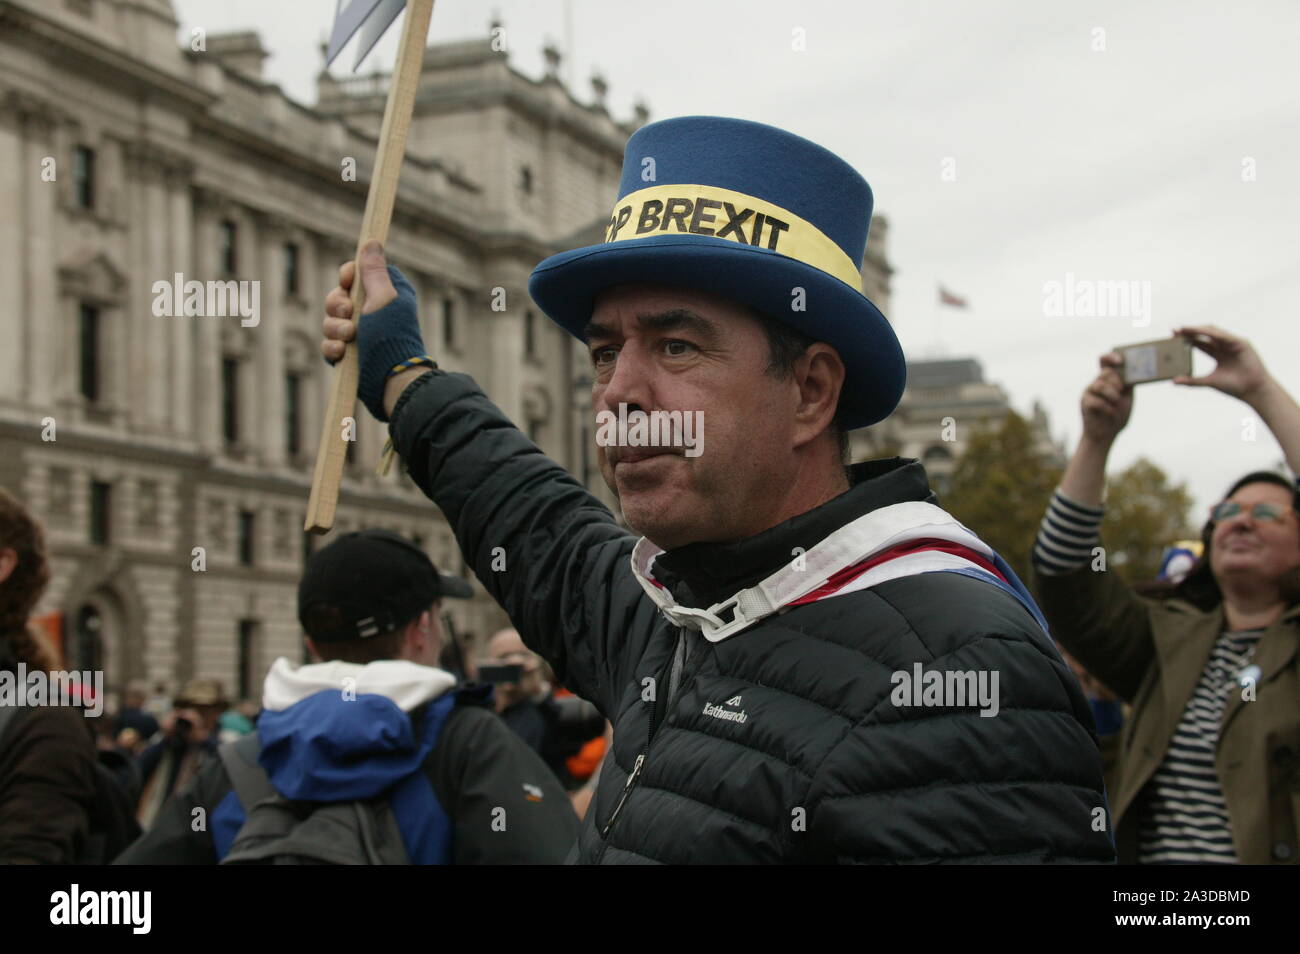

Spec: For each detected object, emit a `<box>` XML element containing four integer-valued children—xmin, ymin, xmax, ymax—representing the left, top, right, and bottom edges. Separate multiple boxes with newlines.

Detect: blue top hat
<box><xmin>528</xmin><ymin>115</ymin><xmax>905</xmax><ymax>430</ymax></box>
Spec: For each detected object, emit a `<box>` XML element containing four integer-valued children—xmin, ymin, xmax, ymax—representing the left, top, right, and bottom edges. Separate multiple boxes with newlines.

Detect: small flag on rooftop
<box><xmin>938</xmin><ymin>286</ymin><xmax>969</xmax><ymax>308</ymax></box>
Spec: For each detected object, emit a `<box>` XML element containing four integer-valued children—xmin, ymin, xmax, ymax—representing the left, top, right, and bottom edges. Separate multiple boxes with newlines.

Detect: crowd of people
<box><xmin>1</xmin><ymin>115</ymin><xmax>1296</xmax><ymax>865</ymax></box>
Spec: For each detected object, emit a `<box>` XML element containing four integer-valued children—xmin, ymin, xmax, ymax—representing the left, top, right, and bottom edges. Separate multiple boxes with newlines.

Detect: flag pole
<box><xmin>305</xmin><ymin>0</ymin><xmax>436</xmax><ymax>534</ymax></box>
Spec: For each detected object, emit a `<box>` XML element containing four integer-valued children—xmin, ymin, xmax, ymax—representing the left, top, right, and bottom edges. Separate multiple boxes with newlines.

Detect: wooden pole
<box><xmin>305</xmin><ymin>0</ymin><xmax>435</xmax><ymax>533</ymax></box>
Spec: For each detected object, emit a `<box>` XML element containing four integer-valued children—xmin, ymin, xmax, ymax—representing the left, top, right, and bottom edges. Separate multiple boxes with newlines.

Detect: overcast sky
<box><xmin>174</xmin><ymin>0</ymin><xmax>1300</xmax><ymax>518</ymax></box>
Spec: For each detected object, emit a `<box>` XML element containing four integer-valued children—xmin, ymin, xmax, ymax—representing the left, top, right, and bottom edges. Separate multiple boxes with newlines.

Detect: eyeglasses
<box><xmin>1209</xmin><ymin>500</ymin><xmax>1291</xmax><ymax>523</ymax></box>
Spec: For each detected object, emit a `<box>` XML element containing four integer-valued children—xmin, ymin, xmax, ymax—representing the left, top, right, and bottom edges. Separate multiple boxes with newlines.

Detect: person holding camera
<box><xmin>485</xmin><ymin>628</ymin><xmax>606</xmax><ymax>788</ymax></box>
<box><xmin>1030</xmin><ymin>324</ymin><xmax>1300</xmax><ymax>864</ymax></box>
<box><xmin>135</xmin><ymin>678</ymin><xmax>226</xmax><ymax>829</ymax></box>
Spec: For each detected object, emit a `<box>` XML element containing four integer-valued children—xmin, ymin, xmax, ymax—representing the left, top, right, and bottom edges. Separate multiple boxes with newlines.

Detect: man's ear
<box><xmin>791</xmin><ymin>344</ymin><xmax>845</xmax><ymax>450</ymax></box>
<box><xmin>404</xmin><ymin>611</ymin><xmax>433</xmax><ymax>656</ymax></box>
<box><xmin>0</xmin><ymin>548</ymin><xmax>16</xmax><ymax>586</ymax></box>
<box><xmin>303</xmin><ymin>637</ymin><xmax>320</xmax><ymax>662</ymax></box>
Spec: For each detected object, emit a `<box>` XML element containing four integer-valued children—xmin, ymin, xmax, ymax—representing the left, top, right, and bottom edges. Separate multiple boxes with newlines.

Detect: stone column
<box><xmin>167</xmin><ymin>158</ymin><xmax>195</xmax><ymax>442</ymax></box>
<box><xmin>123</xmin><ymin>142</ymin><xmax>174</xmax><ymax>435</ymax></box>
<box><xmin>0</xmin><ymin>94</ymin><xmax>26</xmax><ymax>405</ymax></box>
<box><xmin>143</xmin><ymin>167</ymin><xmax>170</xmax><ymax>434</ymax></box>
<box><xmin>191</xmin><ymin>189</ymin><xmax>223</xmax><ymax>454</ymax></box>
<box><xmin>254</xmin><ymin>214</ymin><xmax>287</xmax><ymax>468</ymax></box>
<box><xmin>24</xmin><ymin>101</ymin><xmax>58</xmax><ymax>411</ymax></box>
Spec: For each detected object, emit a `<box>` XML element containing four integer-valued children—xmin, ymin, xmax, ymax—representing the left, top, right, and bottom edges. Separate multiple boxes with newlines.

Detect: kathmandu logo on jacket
<box><xmin>703</xmin><ymin>696</ymin><xmax>748</xmax><ymax>724</ymax></box>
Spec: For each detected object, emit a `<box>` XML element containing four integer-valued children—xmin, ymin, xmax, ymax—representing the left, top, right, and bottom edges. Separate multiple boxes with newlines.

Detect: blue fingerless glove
<box><xmin>355</xmin><ymin>265</ymin><xmax>429</xmax><ymax>422</ymax></box>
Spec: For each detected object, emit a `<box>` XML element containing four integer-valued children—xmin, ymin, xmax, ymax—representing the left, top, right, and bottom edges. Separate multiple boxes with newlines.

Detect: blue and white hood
<box><xmin>210</xmin><ymin>658</ymin><xmax>461</xmax><ymax>862</ymax></box>
<box><xmin>255</xmin><ymin>657</ymin><xmax>457</xmax><ymax>801</ymax></box>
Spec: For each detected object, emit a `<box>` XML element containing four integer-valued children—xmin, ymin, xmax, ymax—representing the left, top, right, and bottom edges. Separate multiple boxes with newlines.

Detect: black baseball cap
<box><xmin>298</xmin><ymin>529</ymin><xmax>473</xmax><ymax>642</ymax></box>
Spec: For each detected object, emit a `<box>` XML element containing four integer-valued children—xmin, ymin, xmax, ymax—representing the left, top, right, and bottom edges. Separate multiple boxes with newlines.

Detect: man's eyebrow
<box><xmin>583</xmin><ymin>319</ymin><xmax>616</xmax><ymax>341</ymax></box>
<box><xmin>583</xmin><ymin>309</ymin><xmax>719</xmax><ymax>343</ymax></box>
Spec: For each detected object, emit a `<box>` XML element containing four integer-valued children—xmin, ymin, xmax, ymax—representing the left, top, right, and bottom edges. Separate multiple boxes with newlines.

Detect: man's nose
<box><xmin>599</xmin><ymin>344</ymin><xmax>655</xmax><ymax>412</ymax></box>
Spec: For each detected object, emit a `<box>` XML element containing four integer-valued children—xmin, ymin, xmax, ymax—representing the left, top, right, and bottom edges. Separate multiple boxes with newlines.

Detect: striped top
<box><xmin>1032</xmin><ymin>490</ymin><xmax>1105</xmax><ymax>575</ymax></box>
<box><xmin>1136</xmin><ymin>628</ymin><xmax>1262</xmax><ymax>863</ymax></box>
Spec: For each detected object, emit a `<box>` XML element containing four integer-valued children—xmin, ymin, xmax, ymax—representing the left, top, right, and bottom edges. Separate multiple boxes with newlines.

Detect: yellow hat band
<box><xmin>603</xmin><ymin>184</ymin><xmax>863</xmax><ymax>291</ymax></box>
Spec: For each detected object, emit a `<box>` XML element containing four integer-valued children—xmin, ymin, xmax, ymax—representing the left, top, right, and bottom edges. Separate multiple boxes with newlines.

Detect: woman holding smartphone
<box><xmin>1029</xmin><ymin>324</ymin><xmax>1300</xmax><ymax>865</ymax></box>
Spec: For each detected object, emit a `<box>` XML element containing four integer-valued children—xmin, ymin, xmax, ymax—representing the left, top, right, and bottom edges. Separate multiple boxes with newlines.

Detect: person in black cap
<box><xmin>116</xmin><ymin>529</ymin><xmax>578</xmax><ymax>864</ymax></box>
<box><xmin>320</xmin><ymin>116</ymin><xmax>1114</xmax><ymax>864</ymax></box>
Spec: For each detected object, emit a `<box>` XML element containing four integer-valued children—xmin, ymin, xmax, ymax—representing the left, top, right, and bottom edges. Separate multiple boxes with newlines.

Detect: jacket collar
<box><xmin>630</xmin><ymin>459</ymin><xmax>938</xmax><ymax>641</ymax></box>
<box><xmin>648</xmin><ymin>458</ymin><xmax>934</xmax><ymax>610</ymax></box>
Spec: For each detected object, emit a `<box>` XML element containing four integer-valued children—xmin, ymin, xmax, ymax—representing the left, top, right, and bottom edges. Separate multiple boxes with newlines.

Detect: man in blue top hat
<box><xmin>321</xmin><ymin>116</ymin><xmax>1114</xmax><ymax>863</ymax></box>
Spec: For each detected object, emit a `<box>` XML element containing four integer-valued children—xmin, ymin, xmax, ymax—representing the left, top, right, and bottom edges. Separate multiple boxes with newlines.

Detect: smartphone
<box><xmin>1116</xmin><ymin>336</ymin><xmax>1192</xmax><ymax>386</ymax></box>
<box><xmin>477</xmin><ymin>663</ymin><xmax>524</xmax><ymax>684</ymax></box>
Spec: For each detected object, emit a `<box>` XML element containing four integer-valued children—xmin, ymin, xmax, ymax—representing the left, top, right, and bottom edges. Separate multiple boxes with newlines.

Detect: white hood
<box><xmin>262</xmin><ymin>657</ymin><xmax>457</xmax><ymax>714</ymax></box>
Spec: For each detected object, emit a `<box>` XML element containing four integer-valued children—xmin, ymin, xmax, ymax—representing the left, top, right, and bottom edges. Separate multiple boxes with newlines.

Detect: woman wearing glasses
<box><xmin>1029</xmin><ymin>325</ymin><xmax>1300</xmax><ymax>865</ymax></box>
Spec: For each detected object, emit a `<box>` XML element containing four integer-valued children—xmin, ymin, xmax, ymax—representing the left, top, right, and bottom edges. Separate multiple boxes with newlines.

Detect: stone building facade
<box><xmin>0</xmin><ymin>0</ymin><xmax>896</xmax><ymax>703</ymax></box>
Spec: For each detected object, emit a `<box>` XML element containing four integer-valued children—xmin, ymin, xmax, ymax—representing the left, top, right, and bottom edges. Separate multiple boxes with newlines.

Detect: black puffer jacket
<box><xmin>391</xmin><ymin>370</ymin><xmax>1115</xmax><ymax>864</ymax></box>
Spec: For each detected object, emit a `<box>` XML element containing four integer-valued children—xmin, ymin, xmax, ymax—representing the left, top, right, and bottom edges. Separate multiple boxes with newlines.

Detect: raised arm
<box><xmin>1030</xmin><ymin>351</ymin><xmax>1155</xmax><ymax>701</ymax></box>
<box><xmin>1057</xmin><ymin>349</ymin><xmax>1130</xmax><ymax>506</ymax></box>
<box><xmin>320</xmin><ymin>244</ymin><xmax>652</xmax><ymax>711</ymax></box>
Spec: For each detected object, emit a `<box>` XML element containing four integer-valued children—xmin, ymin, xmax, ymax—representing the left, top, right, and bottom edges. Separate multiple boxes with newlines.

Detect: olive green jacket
<box><xmin>1030</xmin><ymin>561</ymin><xmax>1299</xmax><ymax>864</ymax></box>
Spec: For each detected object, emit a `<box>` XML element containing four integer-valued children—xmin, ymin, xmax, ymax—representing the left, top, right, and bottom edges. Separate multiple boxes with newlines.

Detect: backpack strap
<box><xmin>218</xmin><ymin>733</ymin><xmax>277</xmax><ymax>810</ymax></box>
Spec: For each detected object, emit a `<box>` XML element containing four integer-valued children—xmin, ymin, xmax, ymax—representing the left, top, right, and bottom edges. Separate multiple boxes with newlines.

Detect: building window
<box><xmin>442</xmin><ymin>296</ymin><xmax>456</xmax><ymax>350</ymax></box>
<box><xmin>528</xmin><ymin>419</ymin><xmax>542</xmax><ymax>445</ymax></box>
<box><xmin>73</xmin><ymin>605</ymin><xmax>104</xmax><ymax>674</ymax></box>
<box><xmin>283</xmin><ymin>243</ymin><xmax>300</xmax><ymax>297</ymax></box>
<box><xmin>238</xmin><ymin>510</ymin><xmax>255</xmax><ymax>566</ymax></box>
<box><xmin>219</xmin><ymin>220</ymin><xmax>238</xmax><ymax>275</ymax></box>
<box><xmin>90</xmin><ymin>480</ymin><xmax>111</xmax><ymax>545</ymax></box>
<box><xmin>285</xmin><ymin>373</ymin><xmax>301</xmax><ymax>457</ymax></box>
<box><xmin>524</xmin><ymin>309</ymin><xmax>536</xmax><ymax>359</ymax></box>
<box><xmin>136</xmin><ymin>479</ymin><xmax>160</xmax><ymax>530</ymax></box>
<box><xmin>73</xmin><ymin>146</ymin><xmax>96</xmax><ymax>210</ymax></box>
<box><xmin>301</xmin><ymin>529</ymin><xmax>314</xmax><ymax>567</ymax></box>
<box><xmin>520</xmin><ymin>165</ymin><xmax>534</xmax><ymax>195</ymax></box>
<box><xmin>79</xmin><ymin>304</ymin><xmax>100</xmax><ymax>402</ymax></box>
<box><xmin>221</xmin><ymin>357</ymin><xmax>239</xmax><ymax>445</ymax></box>
<box><xmin>238</xmin><ymin>619</ymin><xmax>259</xmax><ymax>701</ymax></box>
